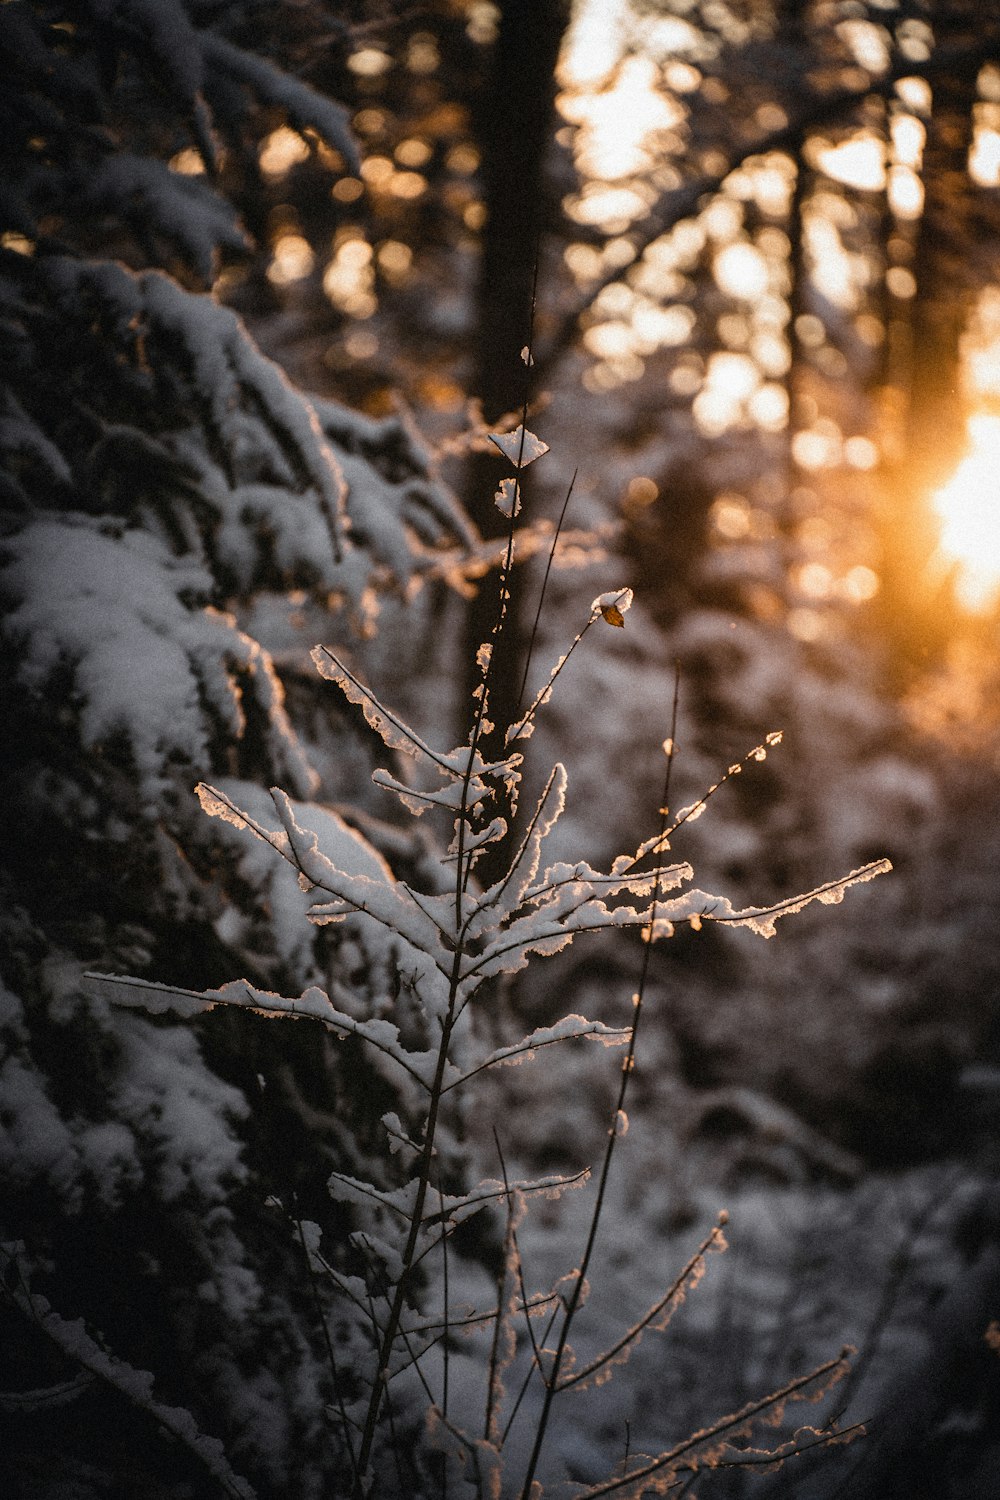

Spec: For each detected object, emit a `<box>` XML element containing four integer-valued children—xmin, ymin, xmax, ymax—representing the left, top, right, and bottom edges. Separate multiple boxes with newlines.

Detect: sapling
<box><xmin>88</xmin><ymin>422</ymin><xmax>888</xmax><ymax>1497</ymax></box>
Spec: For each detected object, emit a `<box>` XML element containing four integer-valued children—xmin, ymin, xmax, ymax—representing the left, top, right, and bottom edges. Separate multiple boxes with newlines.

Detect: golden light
<box><xmin>836</xmin><ymin>18</ymin><xmax>891</xmax><ymax>74</ymax></box>
<box><xmin>897</xmin><ymin>19</ymin><xmax>933</xmax><ymax>63</ymax></box>
<box><xmin>632</xmin><ymin>300</ymin><xmax>692</xmax><ymax>350</ymax></box>
<box><xmin>725</xmin><ymin>155</ymin><xmax>794</xmax><ymax>217</ymax></box>
<box><xmin>567</xmin><ymin>183</ymin><xmax>650</xmax><ymax>231</ymax></box>
<box><xmin>557</xmin><ymin>55</ymin><xmax>685</xmax><ymax>183</ymax></box>
<box><xmin>896</xmin><ymin>76</ymin><xmax>932</xmax><ymax>113</ymax></box>
<box><xmin>0</xmin><ymin>231</ymin><xmax>35</xmax><ymax>256</ymax></box>
<box><xmin>751</xmin><ymin>330</ymin><xmax>791</xmax><ymax>377</ymax></box>
<box><xmin>259</xmin><ymin>127</ymin><xmax>309</xmax><ymax>179</ymax></box>
<box><xmin>842</xmin><ymin>565</ymin><xmax>879</xmax><ymax>603</ymax></box>
<box><xmin>966</xmin><ymin>290</ymin><xmax>1000</xmax><ymax>397</ymax></box>
<box><xmin>332</xmin><ymin>178</ymin><xmax>364</xmax><ymax>203</ymax></box>
<box><xmin>713</xmin><ymin>241</ymin><xmax>770</xmax><ymax>300</ymax></box>
<box><xmin>712</xmin><ymin>494</ymin><xmax>752</xmax><ymax>539</ymax></box>
<box><xmin>396</xmin><ymin>137</ymin><xmax>432</xmax><ymax>168</ymax></box>
<box><xmin>564</xmin><ymin>242</ymin><xmax>604</xmax><ymax>283</ymax></box>
<box><xmin>376</xmin><ymin>240</ymin><xmax>412</xmax><ymax>276</ymax></box>
<box><xmin>387</xmin><ymin>171</ymin><xmax>426</xmax><ymax>200</ymax></box>
<box><xmin>360</xmin><ymin>155</ymin><xmax>394</xmax><ymax>186</ymax></box>
<box><xmin>406</xmin><ymin>34</ymin><xmax>439</xmax><ymax>74</ymax></box>
<box><xmin>812</xmin><ymin>133</ymin><xmax>886</xmax><ymax>191</ymax></box>
<box><xmin>792</xmin><ymin>426</ymin><xmax>841</xmax><ymax>471</ymax></box>
<box><xmin>583</xmin><ymin>321</ymin><xmax>634</xmax><ymax>360</ymax></box>
<box><xmin>169</xmin><ymin>147</ymin><xmax>206</xmax><ymax>175</ymax></box>
<box><xmin>267</xmin><ymin>233</ymin><xmax>314</xmax><ymax>286</ymax></box>
<box><xmin>890</xmin><ymin>113</ymin><xmax>925</xmax><ymax>168</ymax></box>
<box><xmin>796</xmin><ymin>562</ymin><xmax>835</xmax><ymax>599</ymax></box>
<box><xmin>886</xmin><ymin>266</ymin><xmax>917</xmax><ymax>299</ymax></box>
<box><xmin>931</xmin><ymin>414</ymin><xmax>1000</xmax><ymax>610</ymax></box>
<box><xmin>559</xmin><ymin>0</ymin><xmax>630</xmax><ymax>89</ymax></box>
<box><xmin>323</xmin><ymin>236</ymin><xmax>376</xmax><ymax>317</ymax></box>
<box><xmin>787</xmin><ymin>607</ymin><xmax>824</xmax><ymax>641</ymax></box>
<box><xmin>446</xmin><ymin>143</ymin><xmax>480</xmax><ymax>175</ymax></box>
<box><xmin>466</xmin><ymin>2</ymin><xmax>499</xmax><ymax>46</ymax></box>
<box><xmin>749</xmin><ymin>383</ymin><xmax>789</xmax><ymax>431</ymax></box>
<box><xmin>969</xmin><ymin>108</ymin><xmax>1000</xmax><ymax>188</ymax></box>
<box><xmin>347</xmin><ymin>48</ymin><xmax>392</xmax><ymax>77</ymax></box>
<box><xmin>693</xmin><ymin>352</ymin><xmax>760</xmax><ymax>435</ymax></box>
<box><xmin>844</xmin><ymin>435</ymin><xmax>879</xmax><ymax>470</ymax></box>
<box><xmin>888</xmin><ymin>165</ymin><xmax>924</xmax><ymax>220</ymax></box>
<box><xmin>624</xmin><ymin>476</ymin><xmax>659</xmax><ymax>509</ymax></box>
<box><xmin>805</xmin><ymin>210</ymin><xmax>866</xmax><ymax>310</ymax></box>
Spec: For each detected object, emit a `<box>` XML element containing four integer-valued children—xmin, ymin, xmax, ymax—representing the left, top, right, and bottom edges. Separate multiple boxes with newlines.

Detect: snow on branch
<box><xmin>0</xmin><ymin>518</ymin><xmax>315</xmax><ymax>803</ymax></box>
<box><xmin>1</xmin><ymin>1244</ymin><xmax>256</xmax><ymax>1500</ymax></box>
<box><xmin>555</xmin><ymin>1348</ymin><xmax>860</xmax><ymax>1498</ymax></box>
<box><xmin>442</xmin><ymin>1016</ymin><xmax>630</xmax><ymax>1093</ymax></box>
<box><xmin>202</xmin><ymin>34</ymin><xmax>360</xmax><ymax>174</ymax></box>
<box><xmin>691</xmin><ymin>860</ymin><xmax>894</xmax><ymax>939</ymax></box>
<box><xmin>557</xmin><ymin>1217</ymin><xmax>729</xmax><ymax>1393</ymax></box>
<box><xmin>84</xmin><ymin>155</ymin><xmax>249</xmax><ymax>282</ymax></box>
<box><xmin>84</xmin><ymin>974</ymin><xmax>441</xmax><ymax>1094</ymax></box>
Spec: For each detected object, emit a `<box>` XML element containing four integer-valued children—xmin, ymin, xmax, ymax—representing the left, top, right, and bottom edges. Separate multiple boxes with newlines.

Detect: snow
<box><xmin>495</xmin><ymin>477</ymin><xmax>522</xmax><ymax>518</ymax></box>
<box><xmin>2</xmin><ymin>516</ymin><xmax>313</xmax><ymax>803</ymax></box>
<box><xmin>0</xmin><ymin>1243</ymin><xmax>256</xmax><ymax>1499</ymax></box>
<box><xmin>85</xmin><ymin>154</ymin><xmax>248</xmax><ymax>282</ymax></box>
<box><xmin>202</xmin><ymin>35</ymin><xmax>360</xmax><ymax>176</ymax></box>
<box><xmin>489</xmin><ymin>425</ymin><xmax>551</xmax><ymax>467</ymax></box>
<box><xmin>6</xmin><ymin>4</ymin><xmax>996</xmax><ymax>1492</ymax></box>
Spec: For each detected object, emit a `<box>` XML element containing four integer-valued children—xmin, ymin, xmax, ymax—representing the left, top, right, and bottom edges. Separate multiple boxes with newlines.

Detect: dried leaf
<box><xmin>591</xmin><ymin>587</ymin><xmax>633</xmax><ymax>627</ymax></box>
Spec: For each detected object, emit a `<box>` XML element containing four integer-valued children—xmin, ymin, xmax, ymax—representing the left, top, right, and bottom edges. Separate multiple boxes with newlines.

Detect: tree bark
<box><xmin>462</xmin><ymin>0</ymin><xmax>569</xmax><ymax>747</ymax></box>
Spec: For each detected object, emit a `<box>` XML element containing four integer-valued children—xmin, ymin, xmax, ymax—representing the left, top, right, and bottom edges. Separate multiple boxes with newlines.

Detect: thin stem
<box><xmin>439</xmin><ymin>1179</ymin><xmax>450</xmax><ymax>1426</ymax></box>
<box><xmin>350</xmin><ymin>949</ymin><xmax>464</xmax><ymax>1497</ymax></box>
<box><xmin>458</xmin><ymin>242</ymin><xmax>541</xmax><ymax>905</ymax></box>
<box><xmin>517</xmin><ymin>468</ymin><xmax>577</xmax><ymax>710</ymax></box>
<box><xmin>368</xmin><ymin>1285</ymin><xmax>408</xmax><ymax>1499</ymax></box>
<box><xmin>501</xmin><ymin>1298</ymin><xmax>562</xmax><ymax>1448</ymax></box>
<box><xmin>517</xmin><ymin>669</ymin><xmax>682</xmax><ymax>1499</ymax></box>
<box><xmin>484</xmin><ymin>1130</ymin><xmax>516</xmax><ymax>1445</ymax></box>
<box><xmin>505</xmin><ymin>612</ymin><xmax>599</xmax><ymax>744</ymax></box>
<box><xmin>293</xmin><ymin>1210</ymin><xmax>358</xmax><ymax>1486</ymax></box>
<box><xmin>557</xmin><ymin>1218</ymin><xmax>727</xmax><ymax>1392</ymax></box>
<box><xmin>573</xmin><ymin>1351</ymin><xmax>854</xmax><ymax>1499</ymax></box>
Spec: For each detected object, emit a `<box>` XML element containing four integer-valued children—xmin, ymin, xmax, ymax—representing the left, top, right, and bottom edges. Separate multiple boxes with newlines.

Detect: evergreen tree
<box><xmin>0</xmin><ymin>5</ymin><xmax>479</xmax><ymax>1492</ymax></box>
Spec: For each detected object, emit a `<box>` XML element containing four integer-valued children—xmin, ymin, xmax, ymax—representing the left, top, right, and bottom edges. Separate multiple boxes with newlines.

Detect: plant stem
<box><xmin>517</xmin><ymin>670</ymin><xmax>681</xmax><ymax>1499</ymax></box>
<box><xmin>350</xmin><ymin>949</ymin><xmax>465</xmax><ymax>1497</ymax></box>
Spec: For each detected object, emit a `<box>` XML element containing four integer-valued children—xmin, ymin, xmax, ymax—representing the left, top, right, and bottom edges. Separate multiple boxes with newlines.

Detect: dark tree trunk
<box><xmin>876</xmin><ymin>47</ymin><xmax>980</xmax><ymax>669</ymax></box>
<box><xmin>462</xmin><ymin>0</ymin><xmax>569</xmax><ymax>746</ymax></box>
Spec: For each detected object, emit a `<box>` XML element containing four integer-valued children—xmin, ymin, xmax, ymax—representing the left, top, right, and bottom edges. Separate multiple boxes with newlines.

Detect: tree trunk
<box><xmin>876</xmin><ymin>45</ymin><xmax>978</xmax><ymax>669</ymax></box>
<box><xmin>462</xmin><ymin>0</ymin><xmax>569</xmax><ymax>746</ymax></box>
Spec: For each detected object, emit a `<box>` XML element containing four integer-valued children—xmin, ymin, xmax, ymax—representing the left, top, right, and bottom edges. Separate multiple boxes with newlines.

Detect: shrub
<box><xmin>88</xmin><ymin>422</ymin><xmax>888</xmax><ymax>1496</ymax></box>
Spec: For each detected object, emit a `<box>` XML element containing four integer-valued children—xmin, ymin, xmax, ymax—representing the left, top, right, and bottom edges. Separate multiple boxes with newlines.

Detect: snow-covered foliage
<box><xmin>93</xmin><ymin>425</ymin><xmax>889</xmax><ymax>1495</ymax></box>
<box><xmin>0</xmin><ymin>5</ymin><xmax>484</xmax><ymax>1492</ymax></box>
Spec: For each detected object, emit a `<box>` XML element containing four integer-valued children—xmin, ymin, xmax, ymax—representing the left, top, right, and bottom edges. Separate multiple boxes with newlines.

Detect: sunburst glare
<box><xmin>932</xmin><ymin>414</ymin><xmax>1000</xmax><ymax>610</ymax></box>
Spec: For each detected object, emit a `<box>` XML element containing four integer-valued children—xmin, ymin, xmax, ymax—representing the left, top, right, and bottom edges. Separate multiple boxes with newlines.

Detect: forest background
<box><xmin>2</xmin><ymin>0</ymin><xmax>1000</xmax><ymax>1496</ymax></box>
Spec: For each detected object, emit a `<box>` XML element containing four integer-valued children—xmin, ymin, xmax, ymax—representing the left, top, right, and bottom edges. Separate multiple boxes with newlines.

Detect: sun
<box><xmin>931</xmin><ymin>414</ymin><xmax>1000</xmax><ymax>611</ymax></box>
